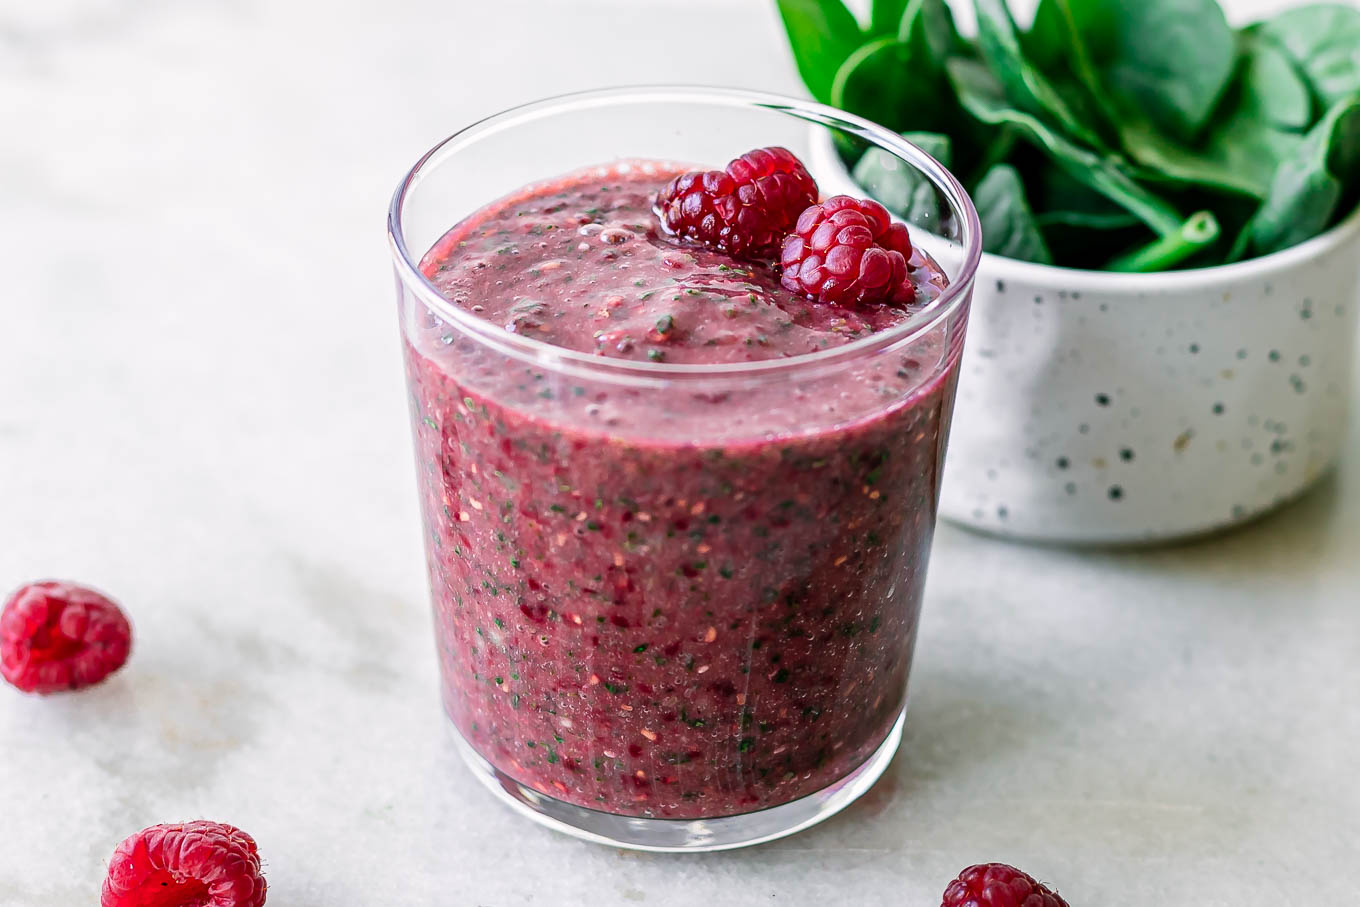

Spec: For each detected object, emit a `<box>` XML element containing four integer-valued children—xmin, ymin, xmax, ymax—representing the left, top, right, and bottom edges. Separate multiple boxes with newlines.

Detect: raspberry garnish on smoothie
<box><xmin>780</xmin><ymin>195</ymin><xmax>919</xmax><ymax>306</ymax></box>
<box><xmin>655</xmin><ymin>146</ymin><xmax>818</xmax><ymax>258</ymax></box>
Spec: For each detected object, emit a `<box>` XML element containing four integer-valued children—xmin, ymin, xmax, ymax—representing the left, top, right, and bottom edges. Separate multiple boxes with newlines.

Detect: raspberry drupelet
<box><xmin>941</xmin><ymin>863</ymin><xmax>1070</xmax><ymax>907</ymax></box>
<box><xmin>655</xmin><ymin>146</ymin><xmax>818</xmax><ymax>257</ymax></box>
<box><xmin>1</xmin><ymin>580</ymin><xmax>132</xmax><ymax>694</ymax></box>
<box><xmin>102</xmin><ymin>820</ymin><xmax>267</xmax><ymax>907</ymax></box>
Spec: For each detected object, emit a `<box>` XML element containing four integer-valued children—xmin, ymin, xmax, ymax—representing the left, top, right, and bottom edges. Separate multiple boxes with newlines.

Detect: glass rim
<box><xmin>387</xmin><ymin>85</ymin><xmax>982</xmax><ymax>384</ymax></box>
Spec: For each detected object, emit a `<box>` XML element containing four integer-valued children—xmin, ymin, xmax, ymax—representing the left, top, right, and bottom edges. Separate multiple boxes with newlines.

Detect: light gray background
<box><xmin>1</xmin><ymin>0</ymin><xmax>1355</xmax><ymax>904</ymax></box>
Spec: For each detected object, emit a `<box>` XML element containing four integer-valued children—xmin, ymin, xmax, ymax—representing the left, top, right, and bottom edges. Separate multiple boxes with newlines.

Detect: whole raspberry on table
<box><xmin>941</xmin><ymin>863</ymin><xmax>1070</xmax><ymax>907</ymax></box>
<box><xmin>1</xmin><ymin>580</ymin><xmax>132</xmax><ymax>694</ymax></box>
<box><xmin>102</xmin><ymin>821</ymin><xmax>267</xmax><ymax>907</ymax></box>
<box><xmin>655</xmin><ymin>146</ymin><xmax>818</xmax><ymax>257</ymax></box>
<box><xmin>780</xmin><ymin>195</ymin><xmax>917</xmax><ymax>307</ymax></box>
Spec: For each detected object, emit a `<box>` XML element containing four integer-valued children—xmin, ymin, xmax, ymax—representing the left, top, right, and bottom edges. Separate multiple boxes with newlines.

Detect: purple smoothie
<box><xmin>404</xmin><ymin>162</ymin><xmax>960</xmax><ymax>819</ymax></box>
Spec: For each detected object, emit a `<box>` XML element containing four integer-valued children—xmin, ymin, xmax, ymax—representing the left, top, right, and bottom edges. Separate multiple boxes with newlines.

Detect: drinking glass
<box><xmin>388</xmin><ymin>86</ymin><xmax>980</xmax><ymax>851</ymax></box>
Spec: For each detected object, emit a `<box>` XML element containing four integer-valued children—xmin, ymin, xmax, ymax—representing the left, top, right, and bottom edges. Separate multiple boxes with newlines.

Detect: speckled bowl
<box><xmin>811</xmin><ymin>134</ymin><xmax>1360</xmax><ymax>544</ymax></box>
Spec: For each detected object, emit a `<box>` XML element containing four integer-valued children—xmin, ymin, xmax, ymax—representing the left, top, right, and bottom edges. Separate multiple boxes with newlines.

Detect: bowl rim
<box><xmin>810</xmin><ymin>125</ymin><xmax>1360</xmax><ymax>290</ymax></box>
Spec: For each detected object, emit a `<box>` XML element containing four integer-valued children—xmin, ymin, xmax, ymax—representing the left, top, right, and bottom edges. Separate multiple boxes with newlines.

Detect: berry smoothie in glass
<box><xmin>388</xmin><ymin>88</ymin><xmax>980</xmax><ymax>851</ymax></box>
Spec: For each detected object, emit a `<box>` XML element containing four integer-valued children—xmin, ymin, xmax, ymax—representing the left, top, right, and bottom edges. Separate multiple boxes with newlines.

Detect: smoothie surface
<box><xmin>419</xmin><ymin>164</ymin><xmax>946</xmax><ymax>365</ymax></box>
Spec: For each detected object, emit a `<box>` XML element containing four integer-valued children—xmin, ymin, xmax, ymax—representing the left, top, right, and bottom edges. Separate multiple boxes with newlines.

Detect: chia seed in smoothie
<box><xmin>403</xmin><ymin>161</ymin><xmax>961</xmax><ymax>819</ymax></box>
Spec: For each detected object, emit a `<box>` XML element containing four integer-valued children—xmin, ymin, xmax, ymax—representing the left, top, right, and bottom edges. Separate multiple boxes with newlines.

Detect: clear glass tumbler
<box><xmin>387</xmin><ymin>87</ymin><xmax>980</xmax><ymax>851</ymax></box>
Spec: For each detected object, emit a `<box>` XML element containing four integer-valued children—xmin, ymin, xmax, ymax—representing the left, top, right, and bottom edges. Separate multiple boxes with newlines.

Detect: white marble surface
<box><xmin>1</xmin><ymin>0</ymin><xmax>1355</xmax><ymax>904</ymax></box>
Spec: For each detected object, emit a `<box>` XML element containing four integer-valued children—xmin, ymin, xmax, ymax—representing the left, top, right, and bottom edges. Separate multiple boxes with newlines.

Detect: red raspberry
<box><xmin>942</xmin><ymin>863</ymin><xmax>1070</xmax><ymax>907</ymax></box>
<box><xmin>656</xmin><ymin>146</ymin><xmax>818</xmax><ymax>257</ymax></box>
<box><xmin>1</xmin><ymin>580</ymin><xmax>132</xmax><ymax>694</ymax></box>
<box><xmin>779</xmin><ymin>195</ymin><xmax>916</xmax><ymax>307</ymax></box>
<box><xmin>102</xmin><ymin>821</ymin><xmax>267</xmax><ymax>907</ymax></box>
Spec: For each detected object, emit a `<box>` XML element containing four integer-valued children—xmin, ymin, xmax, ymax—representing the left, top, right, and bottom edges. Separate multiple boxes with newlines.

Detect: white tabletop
<box><xmin>1</xmin><ymin>0</ymin><xmax>1353</xmax><ymax>904</ymax></box>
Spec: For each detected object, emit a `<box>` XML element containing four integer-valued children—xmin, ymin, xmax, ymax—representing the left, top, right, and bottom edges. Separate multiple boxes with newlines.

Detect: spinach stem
<box><xmin>1107</xmin><ymin>211</ymin><xmax>1220</xmax><ymax>272</ymax></box>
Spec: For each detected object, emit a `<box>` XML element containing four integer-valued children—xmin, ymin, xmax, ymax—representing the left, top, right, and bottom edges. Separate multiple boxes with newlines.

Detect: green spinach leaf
<box><xmin>1118</xmin><ymin>116</ymin><xmax>1270</xmax><ymax>198</ymax></box>
<box><xmin>1255</xmin><ymin>4</ymin><xmax>1360</xmax><ymax>109</ymax></box>
<box><xmin>972</xmin><ymin>0</ymin><xmax>1105</xmax><ymax>149</ymax></box>
<box><xmin>974</xmin><ymin>164</ymin><xmax>1054</xmax><ymax>264</ymax></box>
<box><xmin>1025</xmin><ymin>0</ymin><xmax>1122</xmax><ymax>132</ymax></box>
<box><xmin>1033</xmin><ymin>165</ymin><xmax>1142</xmax><ymax>230</ymax></box>
<box><xmin>1236</xmin><ymin>93</ymin><xmax>1360</xmax><ymax>257</ymax></box>
<box><xmin>965</xmin><ymin>127</ymin><xmax>1019</xmax><ymax>186</ymax></box>
<box><xmin>1242</xmin><ymin>33</ymin><xmax>1313</xmax><ymax>130</ymax></box>
<box><xmin>897</xmin><ymin>0</ymin><xmax>960</xmax><ymax>61</ymax></box>
<box><xmin>948</xmin><ymin>58</ymin><xmax>1184</xmax><ymax>236</ymax></box>
<box><xmin>1181</xmin><ymin>38</ymin><xmax>1308</xmax><ymax>193</ymax></box>
<box><xmin>1083</xmin><ymin>0</ymin><xmax>1238</xmax><ymax>142</ymax></box>
<box><xmin>1119</xmin><ymin>37</ymin><xmax>1306</xmax><ymax>200</ymax></box>
<box><xmin>869</xmin><ymin>0</ymin><xmax>909</xmax><ymax>36</ymax></box>
<box><xmin>1026</xmin><ymin>0</ymin><xmax>1231</xmax><ymax>199</ymax></box>
<box><xmin>831</xmin><ymin>38</ymin><xmax>916</xmax><ymax>132</ymax></box>
<box><xmin>1036</xmin><ymin>209</ymin><xmax>1141</xmax><ymax>230</ymax></box>
<box><xmin>775</xmin><ymin>0</ymin><xmax>866</xmax><ymax>104</ymax></box>
<box><xmin>831</xmin><ymin>0</ymin><xmax>957</xmax><ymax>136</ymax></box>
<box><xmin>1026</xmin><ymin>0</ymin><xmax>1111</xmax><ymax>76</ymax></box>
<box><xmin>853</xmin><ymin>132</ymin><xmax>952</xmax><ymax>228</ymax></box>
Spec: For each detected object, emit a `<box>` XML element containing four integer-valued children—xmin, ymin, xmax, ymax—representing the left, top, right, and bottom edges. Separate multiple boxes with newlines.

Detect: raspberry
<box><xmin>779</xmin><ymin>195</ymin><xmax>916</xmax><ymax>307</ymax></box>
<box><xmin>1</xmin><ymin>580</ymin><xmax>132</xmax><ymax>694</ymax></box>
<box><xmin>941</xmin><ymin>863</ymin><xmax>1070</xmax><ymax>907</ymax></box>
<box><xmin>656</xmin><ymin>146</ymin><xmax>818</xmax><ymax>257</ymax></box>
<box><xmin>102</xmin><ymin>821</ymin><xmax>267</xmax><ymax>907</ymax></box>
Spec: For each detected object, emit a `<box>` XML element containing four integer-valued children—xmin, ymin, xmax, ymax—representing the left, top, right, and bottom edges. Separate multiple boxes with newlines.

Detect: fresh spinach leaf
<box><xmin>1026</xmin><ymin>0</ymin><xmax>1128</xmax><ymax>134</ymax></box>
<box><xmin>832</xmin><ymin>0</ymin><xmax>957</xmax><ymax>135</ymax></box>
<box><xmin>826</xmin><ymin>35</ymin><xmax>957</xmax><ymax>136</ymax></box>
<box><xmin>965</xmin><ymin>126</ymin><xmax>1019</xmax><ymax>186</ymax></box>
<box><xmin>908</xmin><ymin>131</ymin><xmax>952</xmax><ymax>168</ymax></box>
<box><xmin>1024</xmin><ymin>0</ymin><xmax>1242</xmax><ymax>205</ymax></box>
<box><xmin>1255</xmin><ymin>3</ymin><xmax>1360</xmax><ymax>109</ymax></box>
<box><xmin>852</xmin><ymin>132</ymin><xmax>952</xmax><ymax>228</ymax></box>
<box><xmin>897</xmin><ymin>0</ymin><xmax>960</xmax><ymax>61</ymax></box>
<box><xmin>1118</xmin><ymin>115</ymin><xmax>1271</xmax><ymax>198</ymax></box>
<box><xmin>775</xmin><ymin>0</ymin><xmax>866</xmax><ymax>104</ymax></box>
<box><xmin>1036</xmin><ymin>209</ymin><xmax>1141</xmax><ymax>230</ymax></box>
<box><xmin>1183</xmin><ymin>38</ymin><xmax>1308</xmax><ymax>193</ymax></box>
<box><xmin>869</xmin><ymin>0</ymin><xmax>910</xmax><ymax>36</ymax></box>
<box><xmin>974</xmin><ymin>164</ymin><xmax>1054</xmax><ymax>264</ymax></box>
<box><xmin>1102</xmin><ymin>34</ymin><xmax>1302</xmax><ymax>199</ymax></box>
<box><xmin>948</xmin><ymin>58</ymin><xmax>1184</xmax><ymax>236</ymax></box>
<box><xmin>1033</xmin><ymin>165</ymin><xmax>1142</xmax><ymax>230</ymax></box>
<box><xmin>1024</xmin><ymin>0</ymin><xmax>1152</xmax><ymax>171</ymax></box>
<box><xmin>830</xmin><ymin>38</ymin><xmax>917</xmax><ymax>133</ymax></box>
<box><xmin>1026</xmin><ymin>0</ymin><xmax>1112</xmax><ymax>79</ymax></box>
<box><xmin>1236</xmin><ymin>93</ymin><xmax>1360</xmax><ymax>257</ymax></box>
<box><xmin>972</xmin><ymin>0</ymin><xmax>1105</xmax><ymax>149</ymax></box>
<box><xmin>1242</xmin><ymin>34</ymin><xmax>1313</xmax><ymax>130</ymax></box>
<box><xmin>1086</xmin><ymin>0</ymin><xmax>1238</xmax><ymax>142</ymax></box>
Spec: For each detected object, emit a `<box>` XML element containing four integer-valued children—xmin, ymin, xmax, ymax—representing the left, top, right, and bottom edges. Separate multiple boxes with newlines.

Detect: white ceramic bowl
<box><xmin>810</xmin><ymin>133</ymin><xmax>1360</xmax><ymax>544</ymax></box>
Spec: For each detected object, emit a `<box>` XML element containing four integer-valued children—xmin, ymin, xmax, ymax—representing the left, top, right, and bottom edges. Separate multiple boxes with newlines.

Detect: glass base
<box><xmin>451</xmin><ymin>707</ymin><xmax>905</xmax><ymax>852</ymax></box>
